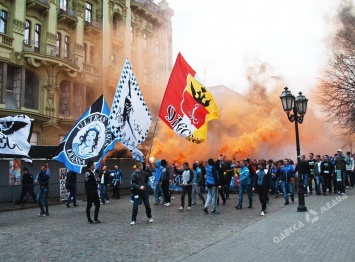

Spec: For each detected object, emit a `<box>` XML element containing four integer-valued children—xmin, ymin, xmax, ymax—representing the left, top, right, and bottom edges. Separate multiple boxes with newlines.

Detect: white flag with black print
<box><xmin>0</xmin><ymin>115</ymin><xmax>33</xmax><ymax>162</ymax></box>
<box><xmin>105</xmin><ymin>58</ymin><xmax>152</xmax><ymax>161</ymax></box>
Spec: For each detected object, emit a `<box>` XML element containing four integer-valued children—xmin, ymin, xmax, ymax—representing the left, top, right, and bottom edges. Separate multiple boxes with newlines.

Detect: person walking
<box><xmin>174</xmin><ymin>162</ymin><xmax>194</xmax><ymax>211</ymax></box>
<box><xmin>85</xmin><ymin>161</ymin><xmax>101</xmax><ymax>224</ymax></box>
<box><xmin>65</xmin><ymin>170</ymin><xmax>77</xmax><ymax>208</ymax></box>
<box><xmin>235</xmin><ymin>160</ymin><xmax>252</xmax><ymax>209</ymax></box>
<box><xmin>160</xmin><ymin>159</ymin><xmax>172</xmax><ymax>207</ymax></box>
<box><xmin>130</xmin><ymin>162</ymin><xmax>153</xmax><ymax>225</ymax></box>
<box><xmin>295</xmin><ymin>155</ymin><xmax>310</xmax><ymax>195</ymax></box>
<box><xmin>36</xmin><ymin>164</ymin><xmax>50</xmax><ymax>217</ymax></box>
<box><xmin>191</xmin><ymin>162</ymin><xmax>206</xmax><ymax>205</ymax></box>
<box><xmin>99</xmin><ymin>165</ymin><xmax>110</xmax><ymax>204</ymax></box>
<box><xmin>280</xmin><ymin>159</ymin><xmax>295</xmax><ymax>205</ymax></box>
<box><xmin>203</xmin><ymin>158</ymin><xmax>220</xmax><ymax>214</ymax></box>
<box><xmin>110</xmin><ymin>165</ymin><xmax>123</xmax><ymax>199</ymax></box>
<box><xmin>153</xmin><ymin>160</ymin><xmax>165</xmax><ymax>205</ymax></box>
<box><xmin>17</xmin><ymin>167</ymin><xmax>36</xmax><ymax>204</ymax></box>
<box><xmin>253</xmin><ymin>162</ymin><xmax>271</xmax><ymax>216</ymax></box>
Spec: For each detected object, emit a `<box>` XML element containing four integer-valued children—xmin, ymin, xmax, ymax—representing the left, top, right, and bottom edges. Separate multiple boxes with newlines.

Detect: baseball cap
<box><xmin>337</xmin><ymin>149</ymin><xmax>342</xmax><ymax>152</ymax></box>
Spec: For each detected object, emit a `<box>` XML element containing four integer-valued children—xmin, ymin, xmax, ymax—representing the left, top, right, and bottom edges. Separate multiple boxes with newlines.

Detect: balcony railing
<box><xmin>58</xmin><ymin>8</ymin><xmax>78</xmax><ymax>24</ymax></box>
<box><xmin>132</xmin><ymin>0</ymin><xmax>162</xmax><ymax>16</ymax></box>
<box><xmin>23</xmin><ymin>40</ymin><xmax>78</xmax><ymax>67</ymax></box>
<box><xmin>84</xmin><ymin>20</ymin><xmax>102</xmax><ymax>32</ymax></box>
<box><xmin>26</xmin><ymin>0</ymin><xmax>50</xmax><ymax>12</ymax></box>
<box><xmin>83</xmin><ymin>62</ymin><xmax>99</xmax><ymax>75</ymax></box>
<box><xmin>0</xmin><ymin>33</ymin><xmax>14</xmax><ymax>47</ymax></box>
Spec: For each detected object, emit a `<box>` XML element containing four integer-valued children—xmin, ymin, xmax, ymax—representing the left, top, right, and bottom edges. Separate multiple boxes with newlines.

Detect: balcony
<box><xmin>131</xmin><ymin>0</ymin><xmax>163</xmax><ymax>23</ymax></box>
<box><xmin>0</xmin><ymin>33</ymin><xmax>14</xmax><ymax>49</ymax></box>
<box><xmin>22</xmin><ymin>40</ymin><xmax>79</xmax><ymax>70</ymax></box>
<box><xmin>58</xmin><ymin>8</ymin><xmax>78</xmax><ymax>25</ymax></box>
<box><xmin>84</xmin><ymin>20</ymin><xmax>102</xmax><ymax>34</ymax></box>
<box><xmin>26</xmin><ymin>0</ymin><xmax>50</xmax><ymax>13</ymax></box>
<box><xmin>83</xmin><ymin>62</ymin><xmax>100</xmax><ymax>75</ymax></box>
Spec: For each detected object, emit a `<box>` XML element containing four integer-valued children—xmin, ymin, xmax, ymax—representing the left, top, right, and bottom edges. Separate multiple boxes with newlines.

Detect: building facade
<box><xmin>0</xmin><ymin>0</ymin><xmax>174</xmax><ymax>148</ymax></box>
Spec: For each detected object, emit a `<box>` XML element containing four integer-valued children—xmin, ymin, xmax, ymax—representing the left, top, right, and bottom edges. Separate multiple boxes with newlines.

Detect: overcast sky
<box><xmin>164</xmin><ymin>0</ymin><xmax>346</xmax><ymax>95</ymax></box>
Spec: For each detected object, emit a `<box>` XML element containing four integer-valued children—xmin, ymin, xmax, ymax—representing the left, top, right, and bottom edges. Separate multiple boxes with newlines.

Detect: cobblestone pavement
<box><xmin>0</xmin><ymin>189</ymin><xmax>354</xmax><ymax>262</ymax></box>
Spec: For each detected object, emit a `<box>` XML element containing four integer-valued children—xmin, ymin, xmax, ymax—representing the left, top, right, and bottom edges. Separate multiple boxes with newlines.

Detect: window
<box><xmin>90</xmin><ymin>46</ymin><xmax>94</xmax><ymax>64</ymax></box>
<box><xmin>60</xmin><ymin>0</ymin><xmax>67</xmax><ymax>11</ymax></box>
<box><xmin>0</xmin><ymin>10</ymin><xmax>7</xmax><ymax>34</ymax></box>
<box><xmin>73</xmin><ymin>83</ymin><xmax>83</xmax><ymax>119</ymax></box>
<box><xmin>64</xmin><ymin>36</ymin><xmax>70</xmax><ymax>58</ymax></box>
<box><xmin>24</xmin><ymin>70</ymin><xmax>39</xmax><ymax>109</ymax></box>
<box><xmin>34</xmin><ymin>24</ymin><xmax>41</xmax><ymax>52</ymax></box>
<box><xmin>56</xmin><ymin>33</ymin><xmax>61</xmax><ymax>57</ymax></box>
<box><xmin>143</xmin><ymin>33</ymin><xmax>147</xmax><ymax>49</ymax></box>
<box><xmin>6</xmin><ymin>66</ymin><xmax>21</xmax><ymax>109</ymax></box>
<box><xmin>84</xmin><ymin>43</ymin><xmax>87</xmax><ymax>63</ymax></box>
<box><xmin>85</xmin><ymin>2</ymin><xmax>92</xmax><ymax>23</ymax></box>
<box><xmin>113</xmin><ymin>16</ymin><xmax>118</xmax><ymax>38</ymax></box>
<box><xmin>59</xmin><ymin>80</ymin><xmax>70</xmax><ymax>116</ymax></box>
<box><xmin>24</xmin><ymin>20</ymin><xmax>31</xmax><ymax>45</ymax></box>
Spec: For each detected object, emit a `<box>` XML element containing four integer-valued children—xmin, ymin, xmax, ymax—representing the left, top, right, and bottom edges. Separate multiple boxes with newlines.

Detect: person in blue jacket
<box><xmin>153</xmin><ymin>160</ymin><xmax>165</xmax><ymax>205</ymax></box>
<box><xmin>280</xmin><ymin>158</ymin><xmax>295</xmax><ymax>205</ymax></box>
<box><xmin>203</xmin><ymin>158</ymin><xmax>220</xmax><ymax>215</ymax></box>
<box><xmin>235</xmin><ymin>160</ymin><xmax>252</xmax><ymax>209</ymax></box>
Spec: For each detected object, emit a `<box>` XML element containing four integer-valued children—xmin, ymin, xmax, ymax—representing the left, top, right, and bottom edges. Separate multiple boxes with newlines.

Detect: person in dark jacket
<box><xmin>65</xmin><ymin>170</ymin><xmax>77</xmax><ymax>208</ymax></box>
<box><xmin>160</xmin><ymin>159</ymin><xmax>173</xmax><ymax>207</ymax></box>
<box><xmin>36</xmin><ymin>164</ymin><xmax>50</xmax><ymax>217</ymax></box>
<box><xmin>174</xmin><ymin>162</ymin><xmax>194</xmax><ymax>211</ymax></box>
<box><xmin>203</xmin><ymin>158</ymin><xmax>220</xmax><ymax>214</ymax></box>
<box><xmin>130</xmin><ymin>162</ymin><xmax>153</xmax><ymax>225</ymax></box>
<box><xmin>191</xmin><ymin>162</ymin><xmax>206</xmax><ymax>205</ymax></box>
<box><xmin>98</xmin><ymin>165</ymin><xmax>110</xmax><ymax>204</ymax></box>
<box><xmin>85</xmin><ymin>161</ymin><xmax>101</xmax><ymax>223</ymax></box>
<box><xmin>110</xmin><ymin>165</ymin><xmax>123</xmax><ymax>199</ymax></box>
<box><xmin>295</xmin><ymin>155</ymin><xmax>310</xmax><ymax>195</ymax></box>
<box><xmin>17</xmin><ymin>167</ymin><xmax>36</xmax><ymax>204</ymax></box>
<box><xmin>253</xmin><ymin>162</ymin><xmax>271</xmax><ymax>216</ymax></box>
<box><xmin>320</xmin><ymin>155</ymin><xmax>334</xmax><ymax>196</ymax></box>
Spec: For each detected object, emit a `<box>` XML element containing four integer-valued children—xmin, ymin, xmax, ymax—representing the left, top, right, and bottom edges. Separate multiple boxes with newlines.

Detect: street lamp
<box><xmin>280</xmin><ymin>87</ymin><xmax>308</xmax><ymax>212</ymax></box>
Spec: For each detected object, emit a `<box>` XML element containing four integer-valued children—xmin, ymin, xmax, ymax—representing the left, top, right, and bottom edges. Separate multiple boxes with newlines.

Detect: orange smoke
<box><xmin>148</xmin><ymin>63</ymin><xmax>340</xmax><ymax>164</ymax></box>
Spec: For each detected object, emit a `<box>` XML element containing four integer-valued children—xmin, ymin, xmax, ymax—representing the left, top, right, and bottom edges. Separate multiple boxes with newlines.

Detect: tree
<box><xmin>321</xmin><ymin>5</ymin><xmax>355</xmax><ymax>135</ymax></box>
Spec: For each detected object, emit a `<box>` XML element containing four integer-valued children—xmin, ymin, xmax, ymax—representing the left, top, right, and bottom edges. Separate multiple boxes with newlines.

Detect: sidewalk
<box><xmin>185</xmin><ymin>191</ymin><xmax>355</xmax><ymax>262</ymax></box>
<box><xmin>0</xmin><ymin>189</ymin><xmax>354</xmax><ymax>261</ymax></box>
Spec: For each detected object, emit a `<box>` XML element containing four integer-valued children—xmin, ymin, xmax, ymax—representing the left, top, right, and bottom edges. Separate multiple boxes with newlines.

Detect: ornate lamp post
<box><xmin>280</xmin><ymin>87</ymin><xmax>308</xmax><ymax>212</ymax></box>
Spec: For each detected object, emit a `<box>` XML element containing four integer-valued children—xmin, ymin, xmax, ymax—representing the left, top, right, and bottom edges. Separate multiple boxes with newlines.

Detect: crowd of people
<box><xmin>15</xmin><ymin>148</ymin><xmax>354</xmax><ymax>225</ymax></box>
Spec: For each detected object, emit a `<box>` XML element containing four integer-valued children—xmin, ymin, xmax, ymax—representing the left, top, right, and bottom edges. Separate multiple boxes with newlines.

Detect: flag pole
<box><xmin>147</xmin><ymin>116</ymin><xmax>159</xmax><ymax>162</ymax></box>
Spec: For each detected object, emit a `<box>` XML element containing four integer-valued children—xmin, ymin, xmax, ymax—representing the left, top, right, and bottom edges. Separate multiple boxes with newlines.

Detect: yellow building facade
<box><xmin>0</xmin><ymin>0</ymin><xmax>173</xmax><ymax>149</ymax></box>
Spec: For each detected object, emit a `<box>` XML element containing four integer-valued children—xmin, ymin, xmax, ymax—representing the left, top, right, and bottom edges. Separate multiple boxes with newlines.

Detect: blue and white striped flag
<box><xmin>105</xmin><ymin>59</ymin><xmax>152</xmax><ymax>161</ymax></box>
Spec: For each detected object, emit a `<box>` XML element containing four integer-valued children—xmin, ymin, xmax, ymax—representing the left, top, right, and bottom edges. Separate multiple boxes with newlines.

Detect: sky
<box><xmin>164</xmin><ymin>0</ymin><xmax>345</xmax><ymax>96</ymax></box>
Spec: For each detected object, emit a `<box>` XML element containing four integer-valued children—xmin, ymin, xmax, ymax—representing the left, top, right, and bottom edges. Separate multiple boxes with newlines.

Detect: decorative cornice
<box><xmin>13</xmin><ymin>19</ymin><xmax>25</xmax><ymax>34</ymax></box>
